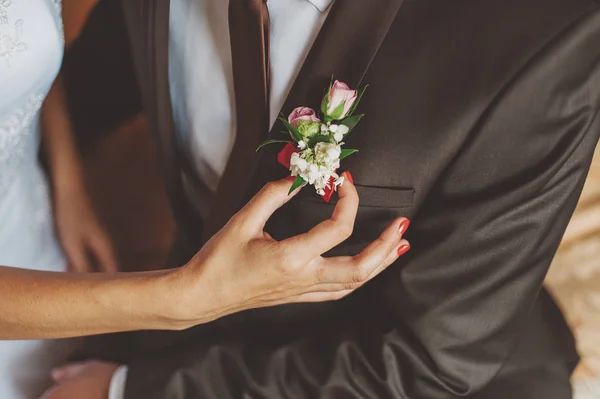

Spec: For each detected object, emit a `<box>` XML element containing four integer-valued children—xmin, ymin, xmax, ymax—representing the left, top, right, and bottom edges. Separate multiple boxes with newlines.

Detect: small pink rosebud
<box><xmin>322</xmin><ymin>80</ymin><xmax>358</xmax><ymax>120</ymax></box>
<box><xmin>288</xmin><ymin>107</ymin><xmax>321</xmax><ymax>127</ymax></box>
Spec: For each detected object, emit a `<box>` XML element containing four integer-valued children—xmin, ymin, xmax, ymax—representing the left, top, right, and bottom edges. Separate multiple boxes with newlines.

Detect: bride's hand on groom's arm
<box><xmin>163</xmin><ymin>172</ymin><xmax>411</xmax><ymax>329</ymax></box>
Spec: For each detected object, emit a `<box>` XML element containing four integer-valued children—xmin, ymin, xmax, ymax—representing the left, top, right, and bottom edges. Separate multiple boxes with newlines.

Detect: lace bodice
<box><xmin>0</xmin><ymin>5</ymin><xmax>74</xmax><ymax>399</ymax></box>
<box><xmin>0</xmin><ymin>0</ymin><xmax>63</xmax><ymax>192</ymax></box>
<box><xmin>0</xmin><ymin>0</ymin><xmax>65</xmax><ymax>264</ymax></box>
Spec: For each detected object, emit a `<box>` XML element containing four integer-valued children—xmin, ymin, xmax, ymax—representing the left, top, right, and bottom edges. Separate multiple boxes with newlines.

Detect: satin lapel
<box><xmin>148</xmin><ymin>0</ymin><xmax>204</xmax><ymax>243</ymax></box>
<box><xmin>149</xmin><ymin>0</ymin><xmax>175</xmax><ymax>164</ymax></box>
<box><xmin>282</xmin><ymin>0</ymin><xmax>405</xmax><ymax>113</ymax></box>
<box><xmin>249</xmin><ymin>0</ymin><xmax>405</xmax><ymax>191</ymax></box>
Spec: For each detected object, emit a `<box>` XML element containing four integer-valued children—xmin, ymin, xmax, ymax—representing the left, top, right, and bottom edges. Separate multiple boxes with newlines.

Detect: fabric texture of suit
<box><xmin>113</xmin><ymin>0</ymin><xmax>600</xmax><ymax>397</ymax></box>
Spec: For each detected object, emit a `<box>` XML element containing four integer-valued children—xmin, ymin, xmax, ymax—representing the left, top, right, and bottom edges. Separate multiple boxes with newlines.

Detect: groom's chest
<box><xmin>250</xmin><ymin>0</ymin><xmax>596</xmax><ymax>253</ymax></box>
<box><xmin>125</xmin><ymin>0</ymin><xmax>594</xmax><ymax>249</ymax></box>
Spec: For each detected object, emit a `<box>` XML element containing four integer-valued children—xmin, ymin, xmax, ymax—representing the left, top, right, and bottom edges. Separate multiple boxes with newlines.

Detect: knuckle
<box><xmin>281</xmin><ymin>258</ymin><xmax>302</xmax><ymax>274</ymax></box>
<box><xmin>376</xmin><ymin>235</ymin><xmax>393</xmax><ymax>249</ymax></box>
<box><xmin>273</xmin><ymin>279</ymin><xmax>294</xmax><ymax>293</ymax></box>
<box><xmin>262</xmin><ymin>182</ymin><xmax>280</xmax><ymax>198</ymax></box>
<box><xmin>315</xmin><ymin>264</ymin><xmax>326</xmax><ymax>283</ymax></box>
<box><xmin>225</xmin><ymin>212</ymin><xmax>246</xmax><ymax>231</ymax></box>
<box><xmin>276</xmin><ymin>258</ymin><xmax>290</xmax><ymax>274</ymax></box>
<box><xmin>343</xmin><ymin>281</ymin><xmax>361</xmax><ymax>291</ymax></box>
<box><xmin>354</xmin><ymin>263</ymin><xmax>372</xmax><ymax>283</ymax></box>
<box><xmin>278</xmin><ymin>245</ymin><xmax>303</xmax><ymax>268</ymax></box>
<box><xmin>277</xmin><ymin>248</ymin><xmax>303</xmax><ymax>274</ymax></box>
<box><xmin>335</xmin><ymin>222</ymin><xmax>354</xmax><ymax>241</ymax></box>
<box><xmin>351</xmin><ymin>271</ymin><xmax>365</xmax><ymax>284</ymax></box>
<box><xmin>331</xmin><ymin>291</ymin><xmax>350</xmax><ymax>301</ymax></box>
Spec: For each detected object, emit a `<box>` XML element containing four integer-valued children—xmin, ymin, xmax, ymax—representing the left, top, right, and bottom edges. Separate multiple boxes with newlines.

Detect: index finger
<box><xmin>282</xmin><ymin>172</ymin><xmax>359</xmax><ymax>258</ymax></box>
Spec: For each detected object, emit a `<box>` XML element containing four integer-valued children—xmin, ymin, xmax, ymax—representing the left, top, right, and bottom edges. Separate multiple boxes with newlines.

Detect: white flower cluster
<box><xmin>297</xmin><ymin>123</ymin><xmax>350</xmax><ymax>151</ymax></box>
<box><xmin>290</xmin><ymin>141</ymin><xmax>345</xmax><ymax>196</ymax></box>
<box><xmin>323</xmin><ymin>123</ymin><xmax>350</xmax><ymax>143</ymax></box>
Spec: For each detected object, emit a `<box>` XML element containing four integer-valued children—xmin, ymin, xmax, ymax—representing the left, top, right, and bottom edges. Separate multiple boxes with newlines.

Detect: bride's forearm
<box><xmin>0</xmin><ymin>266</ymin><xmax>195</xmax><ymax>339</ymax></box>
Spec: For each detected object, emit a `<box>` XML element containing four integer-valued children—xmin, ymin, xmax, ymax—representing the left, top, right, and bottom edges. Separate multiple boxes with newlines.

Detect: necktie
<box><xmin>205</xmin><ymin>0</ymin><xmax>271</xmax><ymax>238</ymax></box>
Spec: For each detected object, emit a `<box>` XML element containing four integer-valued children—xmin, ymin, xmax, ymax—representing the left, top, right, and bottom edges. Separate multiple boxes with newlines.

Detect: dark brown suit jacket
<box><xmin>117</xmin><ymin>0</ymin><xmax>600</xmax><ymax>397</ymax></box>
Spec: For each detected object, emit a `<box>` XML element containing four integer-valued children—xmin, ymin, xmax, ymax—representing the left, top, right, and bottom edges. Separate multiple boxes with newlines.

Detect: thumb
<box><xmin>236</xmin><ymin>177</ymin><xmax>303</xmax><ymax>233</ymax></box>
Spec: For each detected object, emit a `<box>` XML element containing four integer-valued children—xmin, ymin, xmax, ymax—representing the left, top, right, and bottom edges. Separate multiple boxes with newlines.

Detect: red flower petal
<box><xmin>322</xmin><ymin>176</ymin><xmax>336</xmax><ymax>203</ymax></box>
<box><xmin>278</xmin><ymin>143</ymin><xmax>297</xmax><ymax>169</ymax></box>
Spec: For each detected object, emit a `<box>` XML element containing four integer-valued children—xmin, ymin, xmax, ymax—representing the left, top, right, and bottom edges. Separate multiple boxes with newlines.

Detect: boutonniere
<box><xmin>257</xmin><ymin>80</ymin><xmax>367</xmax><ymax>202</ymax></box>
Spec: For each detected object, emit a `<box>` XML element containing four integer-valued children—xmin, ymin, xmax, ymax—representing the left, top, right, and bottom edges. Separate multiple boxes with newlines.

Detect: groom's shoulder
<box><xmin>391</xmin><ymin>0</ymin><xmax>600</xmax><ymax>77</ymax></box>
<box><xmin>401</xmin><ymin>0</ymin><xmax>599</xmax><ymax>38</ymax></box>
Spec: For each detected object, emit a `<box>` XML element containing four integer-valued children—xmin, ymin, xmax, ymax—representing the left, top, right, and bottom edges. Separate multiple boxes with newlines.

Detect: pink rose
<box><xmin>322</xmin><ymin>80</ymin><xmax>358</xmax><ymax>120</ymax></box>
<box><xmin>288</xmin><ymin>107</ymin><xmax>321</xmax><ymax>127</ymax></box>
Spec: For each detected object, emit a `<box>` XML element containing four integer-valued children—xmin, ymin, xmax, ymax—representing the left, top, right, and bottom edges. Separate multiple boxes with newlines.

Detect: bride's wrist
<box><xmin>150</xmin><ymin>264</ymin><xmax>227</xmax><ymax>330</ymax></box>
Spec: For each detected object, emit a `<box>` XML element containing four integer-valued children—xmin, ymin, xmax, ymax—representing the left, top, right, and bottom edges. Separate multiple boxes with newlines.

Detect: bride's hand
<box><xmin>169</xmin><ymin>172</ymin><xmax>411</xmax><ymax>326</ymax></box>
<box><xmin>54</xmin><ymin>184</ymin><xmax>118</xmax><ymax>273</ymax></box>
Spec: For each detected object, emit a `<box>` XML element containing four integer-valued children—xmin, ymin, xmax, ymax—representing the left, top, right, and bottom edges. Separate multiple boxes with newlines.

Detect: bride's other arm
<box><xmin>41</xmin><ymin>75</ymin><xmax>118</xmax><ymax>273</ymax></box>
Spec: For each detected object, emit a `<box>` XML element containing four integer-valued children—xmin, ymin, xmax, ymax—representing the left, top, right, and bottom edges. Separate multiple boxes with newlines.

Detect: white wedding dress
<box><xmin>0</xmin><ymin>1</ymin><xmax>75</xmax><ymax>397</ymax></box>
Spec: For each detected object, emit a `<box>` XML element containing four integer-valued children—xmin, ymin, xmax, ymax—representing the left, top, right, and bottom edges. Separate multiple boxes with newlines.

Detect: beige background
<box><xmin>547</xmin><ymin>145</ymin><xmax>600</xmax><ymax>395</ymax></box>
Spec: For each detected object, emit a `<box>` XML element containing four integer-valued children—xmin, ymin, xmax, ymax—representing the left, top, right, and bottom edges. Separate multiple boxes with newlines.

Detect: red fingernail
<box><xmin>399</xmin><ymin>219</ymin><xmax>411</xmax><ymax>235</ymax></box>
<box><xmin>397</xmin><ymin>244</ymin><xmax>411</xmax><ymax>257</ymax></box>
<box><xmin>344</xmin><ymin>171</ymin><xmax>354</xmax><ymax>185</ymax></box>
<box><xmin>286</xmin><ymin>176</ymin><xmax>296</xmax><ymax>182</ymax></box>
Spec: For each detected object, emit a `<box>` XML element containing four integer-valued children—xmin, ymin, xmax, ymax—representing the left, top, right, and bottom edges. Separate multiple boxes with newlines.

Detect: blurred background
<box><xmin>63</xmin><ymin>2</ymin><xmax>600</xmax><ymax>397</ymax></box>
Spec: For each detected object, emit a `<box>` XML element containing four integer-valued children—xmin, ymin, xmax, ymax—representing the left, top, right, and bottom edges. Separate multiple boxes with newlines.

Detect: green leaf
<box><xmin>347</xmin><ymin>85</ymin><xmax>368</xmax><ymax>117</ymax></box>
<box><xmin>339</xmin><ymin>149</ymin><xmax>359</xmax><ymax>161</ymax></box>
<box><xmin>307</xmin><ymin>134</ymin><xmax>335</xmax><ymax>147</ymax></box>
<box><xmin>279</xmin><ymin>118</ymin><xmax>303</xmax><ymax>143</ymax></box>
<box><xmin>288</xmin><ymin>176</ymin><xmax>306</xmax><ymax>195</ymax></box>
<box><xmin>321</xmin><ymin>90</ymin><xmax>331</xmax><ymax>117</ymax></box>
<box><xmin>255</xmin><ymin>140</ymin><xmax>292</xmax><ymax>152</ymax></box>
<box><xmin>340</xmin><ymin>114</ymin><xmax>364</xmax><ymax>133</ymax></box>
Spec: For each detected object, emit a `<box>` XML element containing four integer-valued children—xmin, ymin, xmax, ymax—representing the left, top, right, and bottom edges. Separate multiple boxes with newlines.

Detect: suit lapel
<box><xmin>149</xmin><ymin>0</ymin><xmax>176</xmax><ymax>171</ymax></box>
<box><xmin>250</xmin><ymin>0</ymin><xmax>405</xmax><ymax>191</ymax></box>
<box><xmin>282</xmin><ymin>0</ymin><xmax>405</xmax><ymax>113</ymax></box>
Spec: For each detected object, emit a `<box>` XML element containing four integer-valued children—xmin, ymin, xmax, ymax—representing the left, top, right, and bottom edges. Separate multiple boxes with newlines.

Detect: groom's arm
<box><xmin>121</xmin><ymin>10</ymin><xmax>600</xmax><ymax>399</ymax></box>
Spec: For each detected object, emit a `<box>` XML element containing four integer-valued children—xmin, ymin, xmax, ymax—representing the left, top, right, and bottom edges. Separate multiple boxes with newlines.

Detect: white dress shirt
<box><xmin>109</xmin><ymin>0</ymin><xmax>332</xmax><ymax>397</ymax></box>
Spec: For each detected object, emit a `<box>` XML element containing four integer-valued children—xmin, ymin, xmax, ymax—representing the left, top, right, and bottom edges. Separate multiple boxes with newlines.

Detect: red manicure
<box><xmin>344</xmin><ymin>171</ymin><xmax>354</xmax><ymax>185</ymax></box>
<box><xmin>397</xmin><ymin>244</ymin><xmax>411</xmax><ymax>257</ymax></box>
<box><xmin>286</xmin><ymin>176</ymin><xmax>296</xmax><ymax>182</ymax></box>
<box><xmin>399</xmin><ymin>219</ymin><xmax>411</xmax><ymax>235</ymax></box>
